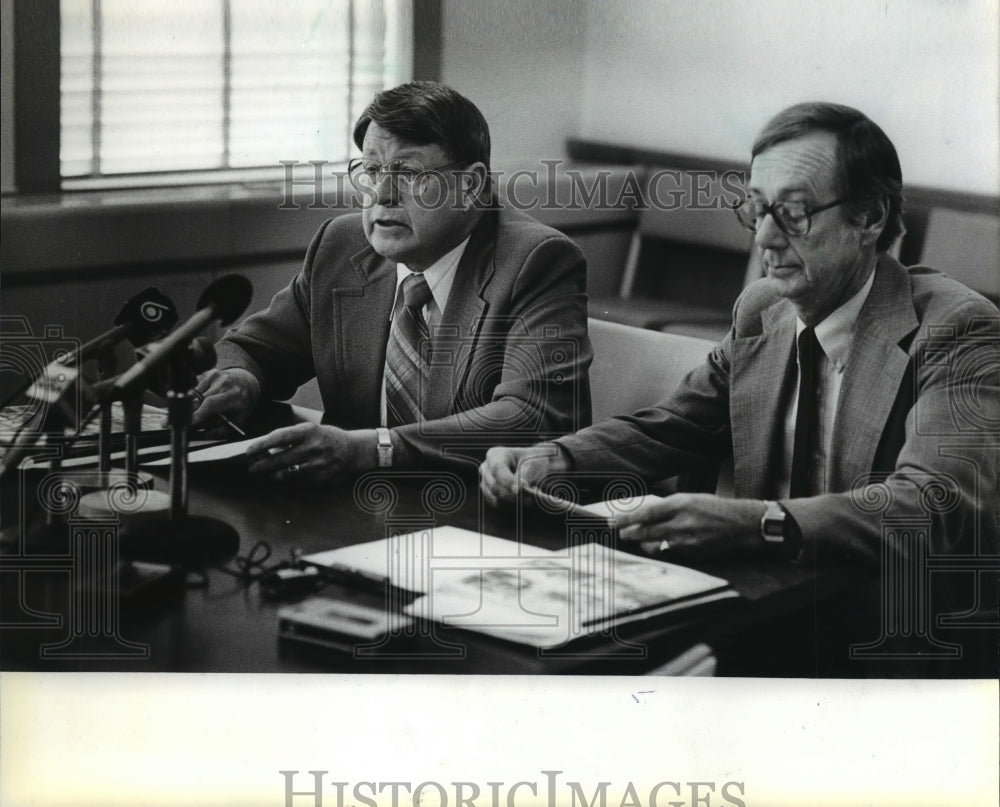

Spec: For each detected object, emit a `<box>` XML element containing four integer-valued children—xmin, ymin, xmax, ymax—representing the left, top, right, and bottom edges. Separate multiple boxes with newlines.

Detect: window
<box><xmin>58</xmin><ymin>0</ymin><xmax>412</xmax><ymax>185</ymax></box>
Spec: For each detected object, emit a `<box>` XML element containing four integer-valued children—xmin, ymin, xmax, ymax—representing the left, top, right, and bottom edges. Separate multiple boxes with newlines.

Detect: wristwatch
<box><xmin>376</xmin><ymin>427</ymin><xmax>393</xmax><ymax>468</ymax></box>
<box><xmin>760</xmin><ymin>500</ymin><xmax>787</xmax><ymax>544</ymax></box>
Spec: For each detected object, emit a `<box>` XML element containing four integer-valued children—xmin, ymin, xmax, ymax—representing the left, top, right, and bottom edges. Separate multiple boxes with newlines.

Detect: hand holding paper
<box><xmin>479</xmin><ymin>443</ymin><xmax>572</xmax><ymax>508</ymax></box>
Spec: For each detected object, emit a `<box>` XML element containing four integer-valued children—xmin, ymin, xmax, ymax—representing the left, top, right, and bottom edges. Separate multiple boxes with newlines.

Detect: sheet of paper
<box><xmin>578</xmin><ymin>493</ymin><xmax>663</xmax><ymax>520</ymax></box>
<box><xmin>0</xmin><ymin>401</ymin><xmax>168</xmax><ymax>442</ymax></box>
<box><xmin>303</xmin><ymin>526</ymin><xmax>556</xmax><ymax>594</ymax></box>
<box><xmin>406</xmin><ymin>542</ymin><xmax>731</xmax><ymax>648</ymax></box>
<box><xmin>143</xmin><ymin>438</ymin><xmax>256</xmax><ymax>466</ymax></box>
<box><xmin>19</xmin><ymin>439</ymin><xmax>219</xmax><ymax>470</ymax></box>
<box><xmin>523</xmin><ymin>487</ymin><xmax>663</xmax><ymax>521</ymax></box>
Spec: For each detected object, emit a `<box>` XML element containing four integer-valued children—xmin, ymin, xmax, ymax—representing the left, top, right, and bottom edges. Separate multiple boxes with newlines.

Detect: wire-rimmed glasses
<box><xmin>347</xmin><ymin>158</ymin><xmax>468</xmax><ymax>196</ymax></box>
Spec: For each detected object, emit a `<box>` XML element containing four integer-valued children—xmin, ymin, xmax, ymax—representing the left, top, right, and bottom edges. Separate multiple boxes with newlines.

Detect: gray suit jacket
<box><xmin>216</xmin><ymin>207</ymin><xmax>593</xmax><ymax>470</ymax></box>
<box><xmin>558</xmin><ymin>255</ymin><xmax>999</xmax><ymax>565</ymax></box>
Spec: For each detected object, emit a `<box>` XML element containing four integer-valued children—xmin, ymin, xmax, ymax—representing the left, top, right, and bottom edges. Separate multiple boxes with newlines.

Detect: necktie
<box><xmin>789</xmin><ymin>327</ymin><xmax>821</xmax><ymax>498</ymax></box>
<box><xmin>384</xmin><ymin>273</ymin><xmax>434</xmax><ymax>427</ymax></box>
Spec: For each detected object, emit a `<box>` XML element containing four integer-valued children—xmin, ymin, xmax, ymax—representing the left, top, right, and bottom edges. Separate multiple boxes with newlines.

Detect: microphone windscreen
<box><xmin>188</xmin><ymin>337</ymin><xmax>217</xmax><ymax>375</ymax></box>
<box><xmin>197</xmin><ymin>275</ymin><xmax>253</xmax><ymax>326</ymax></box>
<box><xmin>104</xmin><ymin>338</ymin><xmax>139</xmax><ymax>379</ymax></box>
<box><xmin>114</xmin><ymin>287</ymin><xmax>179</xmax><ymax>346</ymax></box>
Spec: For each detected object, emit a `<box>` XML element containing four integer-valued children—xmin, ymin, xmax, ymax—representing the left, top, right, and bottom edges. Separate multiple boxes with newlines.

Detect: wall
<box><xmin>1</xmin><ymin>0</ymin><xmax>14</xmax><ymax>194</ymax></box>
<box><xmin>579</xmin><ymin>0</ymin><xmax>1000</xmax><ymax>195</ymax></box>
<box><xmin>440</xmin><ymin>0</ymin><xmax>587</xmax><ymax>166</ymax></box>
<box><xmin>5</xmin><ymin>1</ymin><xmax>996</xmax><ymax>195</ymax></box>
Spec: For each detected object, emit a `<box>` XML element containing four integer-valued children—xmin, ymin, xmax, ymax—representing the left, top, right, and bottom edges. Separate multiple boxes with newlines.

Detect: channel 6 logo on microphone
<box><xmin>0</xmin><ymin>317</ymin><xmax>83</xmax><ymax>443</ymax></box>
<box><xmin>416</xmin><ymin>316</ymin><xmax>587</xmax><ymax>447</ymax></box>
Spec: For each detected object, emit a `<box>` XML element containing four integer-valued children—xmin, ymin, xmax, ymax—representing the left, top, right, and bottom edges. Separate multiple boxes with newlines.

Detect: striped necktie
<box><xmin>789</xmin><ymin>327</ymin><xmax>821</xmax><ymax>498</ymax></box>
<box><xmin>384</xmin><ymin>272</ymin><xmax>434</xmax><ymax>427</ymax></box>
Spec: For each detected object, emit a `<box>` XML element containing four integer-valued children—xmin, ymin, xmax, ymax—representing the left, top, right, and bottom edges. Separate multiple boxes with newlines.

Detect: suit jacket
<box><xmin>215</xmin><ymin>207</ymin><xmax>593</xmax><ymax>469</ymax></box>
<box><xmin>558</xmin><ymin>255</ymin><xmax>999</xmax><ymax>565</ymax></box>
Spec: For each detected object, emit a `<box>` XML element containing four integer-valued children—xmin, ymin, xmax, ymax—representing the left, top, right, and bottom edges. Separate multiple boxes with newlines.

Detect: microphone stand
<box><xmin>72</xmin><ymin>343</ymin><xmax>154</xmax><ymax>503</ymax></box>
<box><xmin>122</xmin><ymin>394</ymin><xmax>144</xmax><ymax>479</ymax></box>
<box><xmin>98</xmin><ymin>403</ymin><xmax>113</xmax><ymax>482</ymax></box>
<box><xmin>166</xmin><ymin>345</ymin><xmax>194</xmax><ymax>521</ymax></box>
<box><xmin>118</xmin><ymin>342</ymin><xmax>239</xmax><ymax>568</ymax></box>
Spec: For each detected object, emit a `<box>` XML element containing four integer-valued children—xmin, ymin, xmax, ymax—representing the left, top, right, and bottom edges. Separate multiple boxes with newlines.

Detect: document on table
<box><xmin>142</xmin><ymin>438</ymin><xmax>257</xmax><ymax>466</ymax></box>
<box><xmin>303</xmin><ymin>525</ymin><xmax>735</xmax><ymax>649</ymax></box>
<box><xmin>578</xmin><ymin>493</ymin><xmax>663</xmax><ymax>519</ymax></box>
<box><xmin>406</xmin><ymin>540</ymin><xmax>734</xmax><ymax>648</ymax></box>
<box><xmin>303</xmin><ymin>527</ymin><xmax>552</xmax><ymax>595</ymax></box>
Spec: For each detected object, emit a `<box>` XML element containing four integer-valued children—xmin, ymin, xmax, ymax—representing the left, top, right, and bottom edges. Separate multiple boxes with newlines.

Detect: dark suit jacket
<box><xmin>558</xmin><ymin>255</ymin><xmax>999</xmax><ymax>565</ymax></box>
<box><xmin>215</xmin><ymin>207</ymin><xmax>593</xmax><ymax>469</ymax></box>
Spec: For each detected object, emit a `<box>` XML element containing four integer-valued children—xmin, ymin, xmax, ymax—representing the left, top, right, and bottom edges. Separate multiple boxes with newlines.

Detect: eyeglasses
<box><xmin>347</xmin><ymin>158</ymin><xmax>468</xmax><ymax>196</ymax></box>
<box><xmin>732</xmin><ymin>196</ymin><xmax>847</xmax><ymax>237</ymax></box>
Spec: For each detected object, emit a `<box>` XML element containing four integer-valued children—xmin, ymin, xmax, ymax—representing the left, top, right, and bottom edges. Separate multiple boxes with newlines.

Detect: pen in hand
<box><xmin>191</xmin><ymin>388</ymin><xmax>247</xmax><ymax>438</ymax></box>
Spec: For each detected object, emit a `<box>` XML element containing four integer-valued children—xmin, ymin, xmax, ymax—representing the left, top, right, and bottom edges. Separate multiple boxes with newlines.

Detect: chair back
<box><xmin>919</xmin><ymin>208</ymin><xmax>999</xmax><ymax>303</ymax></box>
<box><xmin>588</xmin><ymin>316</ymin><xmax>715</xmax><ymax>422</ymax></box>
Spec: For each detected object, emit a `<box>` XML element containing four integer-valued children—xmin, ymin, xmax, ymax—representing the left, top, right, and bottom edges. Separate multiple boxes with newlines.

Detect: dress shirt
<box><xmin>778</xmin><ymin>270</ymin><xmax>876</xmax><ymax>497</ymax></box>
<box><xmin>380</xmin><ymin>236</ymin><xmax>471</xmax><ymax>425</ymax></box>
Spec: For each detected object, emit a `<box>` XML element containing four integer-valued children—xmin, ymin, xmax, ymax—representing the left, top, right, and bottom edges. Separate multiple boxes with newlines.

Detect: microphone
<box><xmin>0</xmin><ymin>287</ymin><xmax>178</xmax><ymax>415</ymax></box>
<box><xmin>74</xmin><ymin>287</ymin><xmax>179</xmax><ymax>364</ymax></box>
<box><xmin>126</xmin><ymin>335</ymin><xmax>218</xmax><ymax>398</ymax></box>
<box><xmin>0</xmin><ymin>291</ymin><xmax>180</xmax><ymax>479</ymax></box>
<box><xmin>101</xmin><ymin>275</ymin><xmax>252</xmax><ymax>402</ymax></box>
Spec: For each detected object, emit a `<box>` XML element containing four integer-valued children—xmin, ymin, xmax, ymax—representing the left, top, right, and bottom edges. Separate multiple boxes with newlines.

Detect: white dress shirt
<box><xmin>779</xmin><ymin>270</ymin><xmax>876</xmax><ymax>497</ymax></box>
<box><xmin>380</xmin><ymin>236</ymin><xmax>470</xmax><ymax>425</ymax></box>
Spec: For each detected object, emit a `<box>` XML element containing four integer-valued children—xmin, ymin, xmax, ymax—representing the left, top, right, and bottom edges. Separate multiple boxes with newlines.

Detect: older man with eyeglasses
<box><xmin>194</xmin><ymin>81</ymin><xmax>592</xmax><ymax>483</ymax></box>
<box><xmin>480</xmin><ymin>102</ymin><xmax>999</xmax><ymax>675</ymax></box>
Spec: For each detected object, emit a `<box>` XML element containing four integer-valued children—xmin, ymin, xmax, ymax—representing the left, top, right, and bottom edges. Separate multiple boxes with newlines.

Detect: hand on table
<box><xmin>613</xmin><ymin>493</ymin><xmax>767</xmax><ymax>560</ymax></box>
<box><xmin>246</xmin><ymin>422</ymin><xmax>375</xmax><ymax>485</ymax></box>
<box><xmin>479</xmin><ymin>444</ymin><xmax>571</xmax><ymax>508</ymax></box>
<box><xmin>191</xmin><ymin>368</ymin><xmax>260</xmax><ymax>428</ymax></box>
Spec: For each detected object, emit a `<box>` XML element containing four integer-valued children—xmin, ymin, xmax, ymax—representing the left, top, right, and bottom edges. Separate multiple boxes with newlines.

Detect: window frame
<box><xmin>7</xmin><ymin>0</ymin><xmax>440</xmax><ymax>195</ymax></box>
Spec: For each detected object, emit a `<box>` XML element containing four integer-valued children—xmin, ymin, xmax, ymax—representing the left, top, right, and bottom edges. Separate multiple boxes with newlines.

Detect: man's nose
<box><xmin>754</xmin><ymin>211</ymin><xmax>789</xmax><ymax>251</ymax></box>
<box><xmin>374</xmin><ymin>172</ymin><xmax>400</xmax><ymax>205</ymax></box>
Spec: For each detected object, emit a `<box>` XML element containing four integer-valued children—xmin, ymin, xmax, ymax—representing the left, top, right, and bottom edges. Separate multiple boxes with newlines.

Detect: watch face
<box><xmin>762</xmin><ymin>505</ymin><xmax>786</xmax><ymax>542</ymax></box>
<box><xmin>762</xmin><ymin>519</ymin><xmax>785</xmax><ymax>541</ymax></box>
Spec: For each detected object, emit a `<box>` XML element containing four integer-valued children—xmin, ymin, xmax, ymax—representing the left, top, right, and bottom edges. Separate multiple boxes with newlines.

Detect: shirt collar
<box><xmin>395</xmin><ymin>235</ymin><xmax>471</xmax><ymax>314</ymax></box>
<box><xmin>796</xmin><ymin>269</ymin><xmax>876</xmax><ymax>372</ymax></box>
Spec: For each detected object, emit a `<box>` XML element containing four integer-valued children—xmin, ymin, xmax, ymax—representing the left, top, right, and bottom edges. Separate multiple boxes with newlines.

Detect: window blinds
<box><xmin>60</xmin><ymin>0</ymin><xmax>409</xmax><ymax>180</ymax></box>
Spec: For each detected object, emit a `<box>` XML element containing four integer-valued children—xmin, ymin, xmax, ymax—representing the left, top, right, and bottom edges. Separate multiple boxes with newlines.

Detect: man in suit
<box><xmin>194</xmin><ymin>82</ymin><xmax>592</xmax><ymax>482</ymax></box>
<box><xmin>480</xmin><ymin>103</ymin><xmax>998</xmax><ymax>673</ymax></box>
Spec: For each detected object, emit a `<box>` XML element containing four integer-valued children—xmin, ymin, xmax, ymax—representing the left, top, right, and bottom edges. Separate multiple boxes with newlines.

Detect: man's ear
<box><xmin>860</xmin><ymin>196</ymin><xmax>889</xmax><ymax>246</ymax></box>
<box><xmin>458</xmin><ymin>162</ymin><xmax>489</xmax><ymax>205</ymax></box>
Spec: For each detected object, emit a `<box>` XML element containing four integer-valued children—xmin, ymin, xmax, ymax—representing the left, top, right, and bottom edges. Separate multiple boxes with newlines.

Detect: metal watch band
<box><xmin>376</xmin><ymin>427</ymin><xmax>393</xmax><ymax>468</ymax></box>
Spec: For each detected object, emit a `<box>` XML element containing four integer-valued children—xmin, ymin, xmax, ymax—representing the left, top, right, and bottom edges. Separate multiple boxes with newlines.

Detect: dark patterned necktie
<box><xmin>384</xmin><ymin>273</ymin><xmax>434</xmax><ymax>427</ymax></box>
<box><xmin>789</xmin><ymin>327</ymin><xmax>821</xmax><ymax>498</ymax></box>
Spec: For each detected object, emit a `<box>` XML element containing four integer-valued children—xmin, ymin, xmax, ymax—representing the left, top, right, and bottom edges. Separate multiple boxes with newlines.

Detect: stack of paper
<box><xmin>303</xmin><ymin>526</ymin><xmax>735</xmax><ymax>650</ymax></box>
